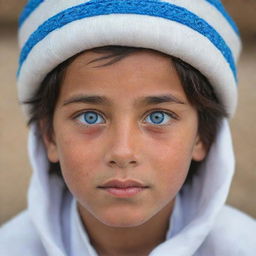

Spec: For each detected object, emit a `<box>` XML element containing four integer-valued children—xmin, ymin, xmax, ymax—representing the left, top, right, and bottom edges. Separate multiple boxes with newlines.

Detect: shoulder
<box><xmin>0</xmin><ymin>210</ymin><xmax>46</xmax><ymax>256</ymax></box>
<box><xmin>199</xmin><ymin>205</ymin><xmax>256</xmax><ymax>255</ymax></box>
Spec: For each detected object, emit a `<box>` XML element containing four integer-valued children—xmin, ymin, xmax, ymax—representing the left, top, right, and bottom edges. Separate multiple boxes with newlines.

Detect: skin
<box><xmin>42</xmin><ymin>49</ymin><xmax>206</xmax><ymax>256</ymax></box>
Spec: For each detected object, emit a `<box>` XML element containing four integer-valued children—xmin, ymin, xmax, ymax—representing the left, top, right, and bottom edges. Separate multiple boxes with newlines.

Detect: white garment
<box><xmin>1</xmin><ymin>119</ymin><xmax>256</xmax><ymax>255</ymax></box>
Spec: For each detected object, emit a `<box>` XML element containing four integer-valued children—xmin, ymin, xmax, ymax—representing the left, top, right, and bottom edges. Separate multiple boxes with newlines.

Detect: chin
<box><xmin>96</xmin><ymin>209</ymin><xmax>153</xmax><ymax>228</ymax></box>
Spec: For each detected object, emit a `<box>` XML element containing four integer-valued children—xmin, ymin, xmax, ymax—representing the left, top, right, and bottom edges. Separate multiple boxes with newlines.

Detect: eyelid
<box><xmin>72</xmin><ymin>109</ymin><xmax>107</xmax><ymax>125</ymax></box>
<box><xmin>72</xmin><ymin>109</ymin><xmax>105</xmax><ymax>119</ymax></box>
<box><xmin>142</xmin><ymin>109</ymin><xmax>178</xmax><ymax>126</ymax></box>
<box><xmin>143</xmin><ymin>109</ymin><xmax>178</xmax><ymax>121</ymax></box>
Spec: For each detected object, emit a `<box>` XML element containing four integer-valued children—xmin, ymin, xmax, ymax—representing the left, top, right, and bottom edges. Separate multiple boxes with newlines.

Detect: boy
<box><xmin>1</xmin><ymin>0</ymin><xmax>255</xmax><ymax>255</ymax></box>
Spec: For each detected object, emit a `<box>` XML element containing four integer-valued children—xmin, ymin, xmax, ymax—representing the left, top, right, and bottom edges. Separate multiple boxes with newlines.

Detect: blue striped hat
<box><xmin>17</xmin><ymin>0</ymin><xmax>241</xmax><ymax>117</ymax></box>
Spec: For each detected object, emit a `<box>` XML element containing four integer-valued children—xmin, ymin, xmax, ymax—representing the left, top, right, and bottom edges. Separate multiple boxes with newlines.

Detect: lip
<box><xmin>98</xmin><ymin>179</ymin><xmax>149</xmax><ymax>198</ymax></box>
<box><xmin>100</xmin><ymin>179</ymin><xmax>147</xmax><ymax>188</ymax></box>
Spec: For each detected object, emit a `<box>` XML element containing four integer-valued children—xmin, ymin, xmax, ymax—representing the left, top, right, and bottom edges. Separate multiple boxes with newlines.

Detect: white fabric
<box><xmin>17</xmin><ymin>0</ymin><xmax>241</xmax><ymax>117</ymax></box>
<box><xmin>17</xmin><ymin>14</ymin><xmax>237</xmax><ymax>117</ymax></box>
<box><xmin>1</xmin><ymin>119</ymin><xmax>256</xmax><ymax>255</ymax></box>
<box><xmin>18</xmin><ymin>0</ymin><xmax>241</xmax><ymax>55</ymax></box>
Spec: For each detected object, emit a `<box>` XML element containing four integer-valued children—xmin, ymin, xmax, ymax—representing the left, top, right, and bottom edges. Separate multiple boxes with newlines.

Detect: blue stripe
<box><xmin>205</xmin><ymin>0</ymin><xmax>239</xmax><ymax>35</ymax></box>
<box><xmin>18</xmin><ymin>0</ymin><xmax>240</xmax><ymax>36</ymax></box>
<box><xmin>18</xmin><ymin>0</ymin><xmax>237</xmax><ymax>81</ymax></box>
<box><xmin>19</xmin><ymin>0</ymin><xmax>44</xmax><ymax>27</ymax></box>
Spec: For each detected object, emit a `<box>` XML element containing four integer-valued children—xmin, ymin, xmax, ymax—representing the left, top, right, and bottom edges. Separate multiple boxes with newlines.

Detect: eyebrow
<box><xmin>62</xmin><ymin>94</ymin><xmax>186</xmax><ymax>107</ymax></box>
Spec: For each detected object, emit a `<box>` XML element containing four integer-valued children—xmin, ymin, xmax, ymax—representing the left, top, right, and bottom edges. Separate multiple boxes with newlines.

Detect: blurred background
<box><xmin>0</xmin><ymin>0</ymin><xmax>255</xmax><ymax>224</ymax></box>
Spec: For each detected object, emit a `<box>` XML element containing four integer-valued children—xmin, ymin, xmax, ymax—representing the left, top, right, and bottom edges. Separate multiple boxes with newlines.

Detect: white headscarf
<box><xmin>22</xmin><ymin>118</ymin><xmax>245</xmax><ymax>256</ymax></box>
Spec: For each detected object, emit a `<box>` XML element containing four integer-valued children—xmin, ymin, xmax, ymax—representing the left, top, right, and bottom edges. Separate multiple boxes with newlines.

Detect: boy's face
<box><xmin>43</xmin><ymin>50</ymin><xmax>206</xmax><ymax>227</ymax></box>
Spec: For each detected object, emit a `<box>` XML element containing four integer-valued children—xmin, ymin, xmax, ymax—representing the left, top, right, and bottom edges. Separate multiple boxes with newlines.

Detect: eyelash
<box><xmin>73</xmin><ymin>109</ymin><xmax>178</xmax><ymax>127</ymax></box>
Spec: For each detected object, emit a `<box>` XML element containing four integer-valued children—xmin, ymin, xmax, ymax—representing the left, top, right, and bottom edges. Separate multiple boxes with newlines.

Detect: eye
<box><xmin>144</xmin><ymin>111</ymin><xmax>173</xmax><ymax>125</ymax></box>
<box><xmin>76</xmin><ymin>111</ymin><xmax>105</xmax><ymax>125</ymax></box>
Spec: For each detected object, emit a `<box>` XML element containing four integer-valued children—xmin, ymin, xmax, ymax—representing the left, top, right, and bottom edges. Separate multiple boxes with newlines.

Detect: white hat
<box><xmin>17</xmin><ymin>0</ymin><xmax>241</xmax><ymax>117</ymax></box>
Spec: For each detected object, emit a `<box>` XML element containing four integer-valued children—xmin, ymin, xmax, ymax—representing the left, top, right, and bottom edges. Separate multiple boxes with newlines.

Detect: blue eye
<box><xmin>145</xmin><ymin>111</ymin><xmax>172</xmax><ymax>125</ymax></box>
<box><xmin>76</xmin><ymin>111</ymin><xmax>105</xmax><ymax>125</ymax></box>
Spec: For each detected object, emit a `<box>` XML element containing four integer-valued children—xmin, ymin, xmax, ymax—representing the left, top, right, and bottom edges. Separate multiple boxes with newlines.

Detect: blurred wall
<box><xmin>0</xmin><ymin>0</ymin><xmax>26</xmax><ymax>24</ymax></box>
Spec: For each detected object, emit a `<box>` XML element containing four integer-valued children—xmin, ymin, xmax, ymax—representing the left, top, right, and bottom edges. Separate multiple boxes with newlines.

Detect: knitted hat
<box><xmin>17</xmin><ymin>0</ymin><xmax>241</xmax><ymax>117</ymax></box>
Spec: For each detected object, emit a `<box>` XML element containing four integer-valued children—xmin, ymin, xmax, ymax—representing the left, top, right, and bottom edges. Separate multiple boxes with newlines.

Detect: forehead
<box><xmin>58</xmin><ymin>49</ymin><xmax>189</xmax><ymax>105</ymax></box>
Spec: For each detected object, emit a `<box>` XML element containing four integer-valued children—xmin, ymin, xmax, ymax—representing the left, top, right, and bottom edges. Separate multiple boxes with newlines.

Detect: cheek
<box><xmin>147</xmin><ymin>132</ymin><xmax>196</xmax><ymax>194</ymax></box>
<box><xmin>54</xmin><ymin>131</ymin><xmax>102</xmax><ymax>196</ymax></box>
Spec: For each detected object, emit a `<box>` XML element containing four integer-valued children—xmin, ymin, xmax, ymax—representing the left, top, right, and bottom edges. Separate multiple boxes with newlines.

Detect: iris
<box><xmin>149</xmin><ymin>112</ymin><xmax>165</xmax><ymax>124</ymax></box>
<box><xmin>78</xmin><ymin>111</ymin><xmax>104</xmax><ymax>125</ymax></box>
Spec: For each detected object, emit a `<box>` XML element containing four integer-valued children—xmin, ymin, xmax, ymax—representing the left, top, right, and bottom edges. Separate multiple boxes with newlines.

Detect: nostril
<box><xmin>108</xmin><ymin>160</ymin><xmax>138</xmax><ymax>167</ymax></box>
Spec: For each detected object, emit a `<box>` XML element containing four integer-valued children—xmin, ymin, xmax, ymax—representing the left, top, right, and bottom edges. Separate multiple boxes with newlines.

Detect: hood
<box><xmin>27</xmin><ymin>118</ymin><xmax>234</xmax><ymax>256</ymax></box>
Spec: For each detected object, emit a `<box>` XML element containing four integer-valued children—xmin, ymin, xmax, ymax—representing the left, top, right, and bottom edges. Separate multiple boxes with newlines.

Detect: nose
<box><xmin>104</xmin><ymin>121</ymin><xmax>140</xmax><ymax>169</ymax></box>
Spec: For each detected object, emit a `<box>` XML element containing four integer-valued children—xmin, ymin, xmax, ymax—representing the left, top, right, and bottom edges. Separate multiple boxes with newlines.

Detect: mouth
<box><xmin>98</xmin><ymin>179</ymin><xmax>149</xmax><ymax>198</ymax></box>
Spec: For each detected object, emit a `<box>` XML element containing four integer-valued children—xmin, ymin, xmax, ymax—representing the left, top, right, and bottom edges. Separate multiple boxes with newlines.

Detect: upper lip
<box><xmin>98</xmin><ymin>179</ymin><xmax>148</xmax><ymax>188</ymax></box>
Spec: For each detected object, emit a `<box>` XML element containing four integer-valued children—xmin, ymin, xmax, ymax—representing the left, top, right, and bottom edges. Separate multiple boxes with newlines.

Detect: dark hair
<box><xmin>25</xmin><ymin>46</ymin><xmax>227</xmax><ymax>183</ymax></box>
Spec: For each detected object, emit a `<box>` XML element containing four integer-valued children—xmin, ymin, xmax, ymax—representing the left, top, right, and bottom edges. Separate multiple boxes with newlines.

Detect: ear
<box><xmin>192</xmin><ymin>135</ymin><xmax>207</xmax><ymax>161</ymax></box>
<box><xmin>39</xmin><ymin>120</ymin><xmax>59</xmax><ymax>163</ymax></box>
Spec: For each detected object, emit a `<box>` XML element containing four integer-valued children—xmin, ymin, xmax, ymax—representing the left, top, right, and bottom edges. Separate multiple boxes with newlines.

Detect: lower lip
<box><xmin>101</xmin><ymin>187</ymin><xmax>146</xmax><ymax>198</ymax></box>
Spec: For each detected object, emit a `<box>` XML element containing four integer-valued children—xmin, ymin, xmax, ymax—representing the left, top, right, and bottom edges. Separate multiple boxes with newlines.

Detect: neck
<box><xmin>77</xmin><ymin>200</ymin><xmax>175</xmax><ymax>256</ymax></box>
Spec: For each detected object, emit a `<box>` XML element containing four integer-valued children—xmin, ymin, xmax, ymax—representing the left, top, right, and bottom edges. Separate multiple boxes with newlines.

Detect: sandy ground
<box><xmin>0</xmin><ymin>25</ymin><xmax>255</xmax><ymax>224</ymax></box>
